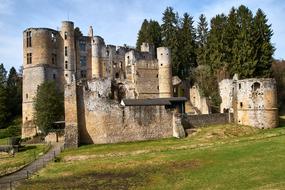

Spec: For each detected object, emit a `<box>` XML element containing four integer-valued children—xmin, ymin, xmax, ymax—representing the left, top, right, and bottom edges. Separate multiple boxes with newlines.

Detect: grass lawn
<box><xmin>18</xmin><ymin>123</ymin><xmax>285</xmax><ymax>190</ymax></box>
<box><xmin>0</xmin><ymin>144</ymin><xmax>50</xmax><ymax>176</ymax></box>
<box><xmin>0</xmin><ymin>138</ymin><xmax>9</xmax><ymax>145</ymax></box>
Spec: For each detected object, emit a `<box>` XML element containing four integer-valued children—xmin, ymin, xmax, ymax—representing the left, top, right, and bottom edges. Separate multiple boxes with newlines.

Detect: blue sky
<box><xmin>0</xmin><ymin>0</ymin><xmax>284</xmax><ymax>70</ymax></box>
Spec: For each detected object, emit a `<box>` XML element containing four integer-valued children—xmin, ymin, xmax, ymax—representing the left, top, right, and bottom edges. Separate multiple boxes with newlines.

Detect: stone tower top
<box><xmin>88</xmin><ymin>26</ymin><xmax>93</xmax><ymax>37</ymax></box>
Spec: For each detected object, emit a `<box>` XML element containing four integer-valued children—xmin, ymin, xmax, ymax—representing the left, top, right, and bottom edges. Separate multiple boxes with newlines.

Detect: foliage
<box><xmin>196</xmin><ymin>14</ymin><xmax>209</xmax><ymax>66</ymax></box>
<box><xmin>177</xmin><ymin>13</ymin><xmax>197</xmax><ymax>80</ymax></box>
<box><xmin>161</xmin><ymin>7</ymin><xmax>180</xmax><ymax>76</ymax></box>
<box><xmin>0</xmin><ymin>117</ymin><xmax>21</xmax><ymax>139</ymax></box>
<box><xmin>34</xmin><ymin>81</ymin><xmax>64</xmax><ymax>135</ymax></box>
<box><xmin>136</xmin><ymin>19</ymin><xmax>162</xmax><ymax>51</ymax></box>
<box><xmin>7</xmin><ymin>67</ymin><xmax>22</xmax><ymax>118</ymax></box>
<box><xmin>272</xmin><ymin>59</ymin><xmax>285</xmax><ymax>113</ymax></box>
<box><xmin>193</xmin><ymin>65</ymin><xmax>221</xmax><ymax>110</ymax></box>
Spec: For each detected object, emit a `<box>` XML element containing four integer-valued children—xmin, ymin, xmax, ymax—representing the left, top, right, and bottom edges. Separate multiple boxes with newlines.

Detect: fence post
<box><xmin>26</xmin><ymin>170</ymin><xmax>29</xmax><ymax>179</ymax></box>
<box><xmin>9</xmin><ymin>181</ymin><xmax>12</xmax><ymax>190</ymax></box>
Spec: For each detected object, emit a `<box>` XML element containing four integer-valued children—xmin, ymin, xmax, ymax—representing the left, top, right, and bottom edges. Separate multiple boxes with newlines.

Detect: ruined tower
<box><xmin>91</xmin><ymin>36</ymin><xmax>105</xmax><ymax>78</ymax></box>
<box><xmin>157</xmin><ymin>47</ymin><xmax>173</xmax><ymax>98</ymax></box>
<box><xmin>61</xmin><ymin>21</ymin><xmax>75</xmax><ymax>84</ymax></box>
<box><xmin>219</xmin><ymin>77</ymin><xmax>278</xmax><ymax>128</ymax></box>
<box><xmin>22</xmin><ymin>28</ymin><xmax>62</xmax><ymax>138</ymax></box>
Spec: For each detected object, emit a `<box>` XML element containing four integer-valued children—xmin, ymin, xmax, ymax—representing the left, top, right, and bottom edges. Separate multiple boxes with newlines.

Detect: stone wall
<box><xmin>64</xmin><ymin>83</ymin><xmax>79</xmax><ymax>148</ymax></box>
<box><xmin>183</xmin><ymin>113</ymin><xmax>231</xmax><ymax>128</ymax></box>
<box><xmin>219</xmin><ymin>77</ymin><xmax>278</xmax><ymax>129</ymax></box>
<box><xmin>74</xmin><ymin>80</ymin><xmax>175</xmax><ymax>144</ymax></box>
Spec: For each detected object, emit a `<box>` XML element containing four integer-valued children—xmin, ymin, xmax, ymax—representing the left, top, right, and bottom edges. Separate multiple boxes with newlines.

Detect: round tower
<box><xmin>22</xmin><ymin>28</ymin><xmax>60</xmax><ymax>138</ymax></box>
<box><xmin>157</xmin><ymin>47</ymin><xmax>173</xmax><ymax>98</ymax></box>
<box><xmin>61</xmin><ymin>21</ymin><xmax>75</xmax><ymax>84</ymax></box>
<box><xmin>91</xmin><ymin>36</ymin><xmax>105</xmax><ymax>78</ymax></box>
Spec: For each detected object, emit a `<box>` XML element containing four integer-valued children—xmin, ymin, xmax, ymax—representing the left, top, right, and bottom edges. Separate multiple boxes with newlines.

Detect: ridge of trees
<box><xmin>136</xmin><ymin>5</ymin><xmax>275</xmax><ymax>107</ymax></box>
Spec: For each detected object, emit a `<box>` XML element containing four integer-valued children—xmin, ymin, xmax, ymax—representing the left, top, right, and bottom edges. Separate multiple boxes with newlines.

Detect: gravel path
<box><xmin>0</xmin><ymin>142</ymin><xmax>63</xmax><ymax>190</ymax></box>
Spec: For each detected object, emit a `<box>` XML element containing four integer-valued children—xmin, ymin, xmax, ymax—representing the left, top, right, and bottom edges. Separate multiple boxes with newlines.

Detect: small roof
<box><xmin>121</xmin><ymin>97</ymin><xmax>187</xmax><ymax>106</ymax></box>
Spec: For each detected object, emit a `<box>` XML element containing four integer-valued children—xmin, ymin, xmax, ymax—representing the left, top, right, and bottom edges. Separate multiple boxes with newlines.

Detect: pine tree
<box><xmin>161</xmin><ymin>7</ymin><xmax>179</xmax><ymax>76</ymax></box>
<box><xmin>252</xmin><ymin>9</ymin><xmax>275</xmax><ymax>77</ymax></box>
<box><xmin>196</xmin><ymin>14</ymin><xmax>209</xmax><ymax>66</ymax></box>
<box><xmin>177</xmin><ymin>13</ymin><xmax>196</xmax><ymax>79</ymax></box>
<box><xmin>0</xmin><ymin>64</ymin><xmax>8</xmax><ymax>128</ymax></box>
<box><xmin>34</xmin><ymin>81</ymin><xmax>64</xmax><ymax>135</ymax></box>
<box><xmin>7</xmin><ymin>67</ymin><xmax>22</xmax><ymax>118</ymax></box>
<box><xmin>0</xmin><ymin>63</ymin><xmax>7</xmax><ymax>85</ymax></box>
<box><xmin>232</xmin><ymin>5</ymin><xmax>256</xmax><ymax>78</ymax></box>
<box><xmin>136</xmin><ymin>19</ymin><xmax>149</xmax><ymax>50</ymax></box>
<box><xmin>207</xmin><ymin>14</ymin><xmax>228</xmax><ymax>74</ymax></box>
<box><xmin>224</xmin><ymin>7</ymin><xmax>239</xmax><ymax>76</ymax></box>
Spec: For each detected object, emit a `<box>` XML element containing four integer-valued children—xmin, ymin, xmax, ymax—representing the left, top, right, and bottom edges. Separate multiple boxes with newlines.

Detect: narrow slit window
<box><xmin>64</xmin><ymin>32</ymin><xmax>67</xmax><ymax>40</ymax></box>
<box><xmin>65</xmin><ymin>46</ymin><xmax>68</xmax><ymax>56</ymax></box>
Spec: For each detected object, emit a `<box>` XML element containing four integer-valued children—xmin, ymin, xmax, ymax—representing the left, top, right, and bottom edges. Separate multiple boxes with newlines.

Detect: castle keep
<box><xmin>22</xmin><ymin>21</ymin><xmax>186</xmax><ymax>146</ymax></box>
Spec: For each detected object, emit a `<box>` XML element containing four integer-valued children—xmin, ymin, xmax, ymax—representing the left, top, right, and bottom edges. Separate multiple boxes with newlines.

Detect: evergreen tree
<box><xmin>196</xmin><ymin>14</ymin><xmax>209</xmax><ymax>66</ymax></box>
<box><xmin>207</xmin><ymin>14</ymin><xmax>228</xmax><ymax>74</ymax></box>
<box><xmin>232</xmin><ymin>5</ymin><xmax>256</xmax><ymax>78</ymax></box>
<box><xmin>7</xmin><ymin>67</ymin><xmax>22</xmax><ymax>118</ymax></box>
<box><xmin>136</xmin><ymin>19</ymin><xmax>150</xmax><ymax>50</ymax></box>
<box><xmin>0</xmin><ymin>64</ymin><xmax>8</xmax><ymax>128</ymax></box>
<box><xmin>161</xmin><ymin>7</ymin><xmax>179</xmax><ymax>76</ymax></box>
<box><xmin>0</xmin><ymin>63</ymin><xmax>7</xmax><ymax>85</ymax></box>
<box><xmin>224</xmin><ymin>7</ymin><xmax>239</xmax><ymax>76</ymax></box>
<box><xmin>34</xmin><ymin>81</ymin><xmax>64</xmax><ymax>135</ymax></box>
<box><xmin>136</xmin><ymin>19</ymin><xmax>162</xmax><ymax>51</ymax></box>
<box><xmin>252</xmin><ymin>9</ymin><xmax>275</xmax><ymax>77</ymax></box>
<box><xmin>177</xmin><ymin>13</ymin><xmax>197</xmax><ymax>79</ymax></box>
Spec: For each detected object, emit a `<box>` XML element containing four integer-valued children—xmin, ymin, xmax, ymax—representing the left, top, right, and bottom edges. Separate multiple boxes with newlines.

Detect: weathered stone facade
<box><xmin>22</xmin><ymin>21</ymin><xmax>184</xmax><ymax>146</ymax></box>
<box><xmin>219</xmin><ymin>76</ymin><xmax>278</xmax><ymax>128</ymax></box>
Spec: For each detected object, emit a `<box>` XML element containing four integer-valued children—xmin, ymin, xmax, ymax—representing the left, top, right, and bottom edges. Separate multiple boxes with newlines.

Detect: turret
<box><xmin>157</xmin><ymin>47</ymin><xmax>173</xmax><ymax>98</ymax></box>
<box><xmin>61</xmin><ymin>21</ymin><xmax>75</xmax><ymax>84</ymax></box>
<box><xmin>140</xmin><ymin>42</ymin><xmax>155</xmax><ymax>57</ymax></box>
<box><xmin>91</xmin><ymin>36</ymin><xmax>105</xmax><ymax>78</ymax></box>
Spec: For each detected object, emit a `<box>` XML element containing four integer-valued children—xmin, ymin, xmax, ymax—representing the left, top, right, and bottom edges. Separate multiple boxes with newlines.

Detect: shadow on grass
<box><xmin>18</xmin><ymin>145</ymin><xmax>37</xmax><ymax>152</ymax></box>
<box><xmin>278</xmin><ymin>116</ymin><xmax>285</xmax><ymax>128</ymax></box>
<box><xmin>18</xmin><ymin>160</ymin><xmax>200</xmax><ymax>190</ymax></box>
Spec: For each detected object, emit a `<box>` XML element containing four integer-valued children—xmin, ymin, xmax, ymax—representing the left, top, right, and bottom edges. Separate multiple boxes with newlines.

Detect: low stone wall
<box><xmin>182</xmin><ymin>113</ymin><xmax>232</xmax><ymax>128</ymax></box>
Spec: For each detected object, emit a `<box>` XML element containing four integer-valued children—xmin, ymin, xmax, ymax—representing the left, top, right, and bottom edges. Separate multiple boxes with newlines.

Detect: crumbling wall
<box><xmin>236</xmin><ymin>78</ymin><xmax>278</xmax><ymax>128</ymax></box>
<box><xmin>64</xmin><ymin>82</ymin><xmax>79</xmax><ymax>148</ymax></box>
<box><xmin>78</xmin><ymin>80</ymin><xmax>175</xmax><ymax>144</ymax></box>
<box><xmin>219</xmin><ymin>77</ymin><xmax>278</xmax><ymax>129</ymax></box>
<box><xmin>188</xmin><ymin>85</ymin><xmax>210</xmax><ymax>114</ymax></box>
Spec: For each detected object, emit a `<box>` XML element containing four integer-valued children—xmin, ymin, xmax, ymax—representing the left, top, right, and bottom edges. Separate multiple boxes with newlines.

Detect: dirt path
<box><xmin>0</xmin><ymin>142</ymin><xmax>63</xmax><ymax>190</ymax></box>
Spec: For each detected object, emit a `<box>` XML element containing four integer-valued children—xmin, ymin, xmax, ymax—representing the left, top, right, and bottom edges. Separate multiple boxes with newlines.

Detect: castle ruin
<box><xmin>22</xmin><ymin>20</ymin><xmax>278</xmax><ymax>147</ymax></box>
<box><xmin>22</xmin><ymin>21</ymin><xmax>186</xmax><ymax>147</ymax></box>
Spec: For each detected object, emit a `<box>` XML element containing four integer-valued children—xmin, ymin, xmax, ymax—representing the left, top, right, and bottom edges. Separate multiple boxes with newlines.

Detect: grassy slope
<box><xmin>0</xmin><ymin>144</ymin><xmax>49</xmax><ymax>176</ymax></box>
<box><xmin>18</xmin><ymin>124</ymin><xmax>285</xmax><ymax>190</ymax></box>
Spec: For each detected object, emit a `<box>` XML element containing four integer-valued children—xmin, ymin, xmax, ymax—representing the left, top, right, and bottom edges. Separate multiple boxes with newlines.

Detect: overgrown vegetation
<box><xmin>34</xmin><ymin>81</ymin><xmax>64</xmax><ymax>135</ymax></box>
<box><xmin>0</xmin><ymin>117</ymin><xmax>21</xmax><ymax>139</ymax></box>
<box><xmin>18</xmin><ymin>123</ymin><xmax>285</xmax><ymax>189</ymax></box>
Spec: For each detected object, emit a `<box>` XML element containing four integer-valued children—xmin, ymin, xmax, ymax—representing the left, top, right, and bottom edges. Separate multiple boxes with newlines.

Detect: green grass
<box><xmin>0</xmin><ymin>117</ymin><xmax>21</xmax><ymax>139</ymax></box>
<box><xmin>0</xmin><ymin>144</ymin><xmax>50</xmax><ymax>176</ymax></box>
<box><xmin>17</xmin><ymin>122</ymin><xmax>285</xmax><ymax>190</ymax></box>
<box><xmin>0</xmin><ymin>138</ymin><xmax>9</xmax><ymax>145</ymax></box>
